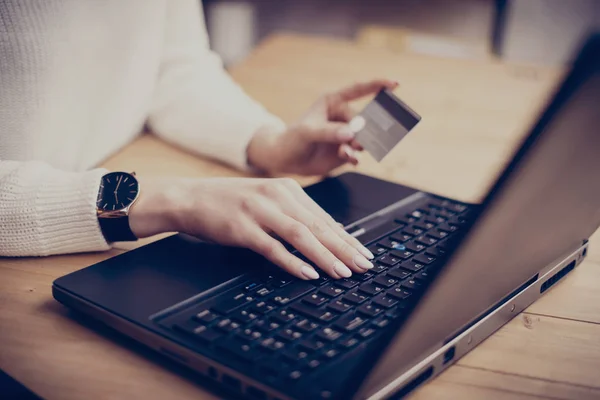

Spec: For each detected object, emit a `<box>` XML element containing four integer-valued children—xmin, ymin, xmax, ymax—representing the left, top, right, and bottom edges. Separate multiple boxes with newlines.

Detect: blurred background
<box><xmin>202</xmin><ymin>0</ymin><xmax>600</xmax><ymax>67</ymax></box>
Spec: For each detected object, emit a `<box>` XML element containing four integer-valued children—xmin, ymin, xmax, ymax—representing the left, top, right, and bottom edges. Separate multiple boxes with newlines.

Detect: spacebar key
<box><xmin>271</xmin><ymin>281</ymin><xmax>315</xmax><ymax>305</ymax></box>
<box><xmin>211</xmin><ymin>292</ymin><xmax>255</xmax><ymax>314</ymax></box>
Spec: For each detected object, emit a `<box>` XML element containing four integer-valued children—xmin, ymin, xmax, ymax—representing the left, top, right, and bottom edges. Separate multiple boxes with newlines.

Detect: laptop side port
<box><xmin>540</xmin><ymin>260</ymin><xmax>576</xmax><ymax>293</ymax></box>
<box><xmin>443</xmin><ymin>346</ymin><xmax>456</xmax><ymax>365</ymax></box>
<box><xmin>395</xmin><ymin>366</ymin><xmax>434</xmax><ymax>398</ymax></box>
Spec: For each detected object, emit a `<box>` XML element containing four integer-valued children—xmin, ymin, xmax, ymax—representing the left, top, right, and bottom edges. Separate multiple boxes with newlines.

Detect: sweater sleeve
<box><xmin>147</xmin><ymin>0</ymin><xmax>286</xmax><ymax>171</ymax></box>
<box><xmin>0</xmin><ymin>160</ymin><xmax>110</xmax><ymax>257</ymax></box>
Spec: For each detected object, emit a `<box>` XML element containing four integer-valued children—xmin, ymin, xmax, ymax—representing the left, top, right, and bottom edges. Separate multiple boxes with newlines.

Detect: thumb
<box><xmin>301</xmin><ymin>122</ymin><xmax>355</xmax><ymax>143</ymax></box>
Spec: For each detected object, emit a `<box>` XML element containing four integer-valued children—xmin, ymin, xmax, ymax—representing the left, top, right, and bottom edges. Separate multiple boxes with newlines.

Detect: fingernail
<box><xmin>358</xmin><ymin>246</ymin><xmax>374</xmax><ymax>260</ymax></box>
<box><xmin>337</xmin><ymin>126</ymin><xmax>355</xmax><ymax>140</ymax></box>
<box><xmin>353</xmin><ymin>254</ymin><xmax>374</xmax><ymax>270</ymax></box>
<box><xmin>343</xmin><ymin>147</ymin><xmax>355</xmax><ymax>159</ymax></box>
<box><xmin>301</xmin><ymin>265</ymin><xmax>320</xmax><ymax>280</ymax></box>
<box><xmin>333</xmin><ymin>261</ymin><xmax>352</xmax><ymax>278</ymax></box>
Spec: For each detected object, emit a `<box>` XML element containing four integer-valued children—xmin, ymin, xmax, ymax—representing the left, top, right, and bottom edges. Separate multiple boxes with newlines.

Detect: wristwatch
<box><xmin>96</xmin><ymin>171</ymin><xmax>140</xmax><ymax>242</ymax></box>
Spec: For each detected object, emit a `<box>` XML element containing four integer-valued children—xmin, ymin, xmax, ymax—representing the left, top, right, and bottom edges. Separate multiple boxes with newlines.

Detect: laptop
<box><xmin>53</xmin><ymin>33</ymin><xmax>600</xmax><ymax>400</ymax></box>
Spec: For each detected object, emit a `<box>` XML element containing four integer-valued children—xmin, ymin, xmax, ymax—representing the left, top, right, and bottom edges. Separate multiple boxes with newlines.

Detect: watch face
<box><xmin>97</xmin><ymin>172</ymin><xmax>139</xmax><ymax>211</ymax></box>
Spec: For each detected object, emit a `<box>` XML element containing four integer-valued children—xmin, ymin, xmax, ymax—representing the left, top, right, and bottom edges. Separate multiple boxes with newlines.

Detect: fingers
<box><xmin>255</xmin><ymin>205</ymin><xmax>353</xmax><ymax>279</ymax></box>
<box><xmin>339</xmin><ymin>144</ymin><xmax>359</xmax><ymax>165</ymax></box>
<box><xmin>247</xmin><ymin>229</ymin><xmax>321</xmax><ymax>280</ymax></box>
<box><xmin>285</xmin><ymin>181</ymin><xmax>374</xmax><ymax>263</ymax></box>
<box><xmin>336</xmin><ymin>79</ymin><xmax>399</xmax><ymax>102</ymax></box>
<box><xmin>300</xmin><ymin>122</ymin><xmax>355</xmax><ymax>143</ymax></box>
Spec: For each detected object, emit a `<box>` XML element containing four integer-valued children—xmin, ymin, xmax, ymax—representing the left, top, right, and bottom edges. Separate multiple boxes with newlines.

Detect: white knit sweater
<box><xmin>0</xmin><ymin>0</ymin><xmax>285</xmax><ymax>256</ymax></box>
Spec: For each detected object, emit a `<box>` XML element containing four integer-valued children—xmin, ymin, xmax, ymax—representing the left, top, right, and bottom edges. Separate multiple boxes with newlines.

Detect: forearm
<box><xmin>0</xmin><ymin>161</ymin><xmax>110</xmax><ymax>256</ymax></box>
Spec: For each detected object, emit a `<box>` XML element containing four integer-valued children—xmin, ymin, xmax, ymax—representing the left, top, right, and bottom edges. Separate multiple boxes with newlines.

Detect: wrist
<box><xmin>129</xmin><ymin>176</ymin><xmax>185</xmax><ymax>238</ymax></box>
<box><xmin>247</xmin><ymin>125</ymin><xmax>286</xmax><ymax>174</ymax></box>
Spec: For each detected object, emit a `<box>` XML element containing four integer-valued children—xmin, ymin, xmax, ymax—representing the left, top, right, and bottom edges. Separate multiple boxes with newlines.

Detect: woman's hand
<box><xmin>129</xmin><ymin>176</ymin><xmax>374</xmax><ymax>280</ymax></box>
<box><xmin>247</xmin><ymin>79</ymin><xmax>398</xmax><ymax>176</ymax></box>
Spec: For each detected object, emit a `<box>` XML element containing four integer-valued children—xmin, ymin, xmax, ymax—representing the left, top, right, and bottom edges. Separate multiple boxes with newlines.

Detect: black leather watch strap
<box><xmin>99</xmin><ymin>216</ymin><xmax>137</xmax><ymax>242</ymax></box>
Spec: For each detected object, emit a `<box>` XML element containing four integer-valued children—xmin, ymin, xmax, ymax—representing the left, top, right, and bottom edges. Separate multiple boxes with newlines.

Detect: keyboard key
<box><xmin>211</xmin><ymin>292</ymin><xmax>255</xmax><ymax>315</ymax></box>
<box><xmin>268</xmin><ymin>276</ymin><xmax>293</xmax><ymax>288</ymax></box>
<box><xmin>327</xmin><ymin>300</ymin><xmax>352</xmax><ymax>314</ymax></box>
<box><xmin>413</xmin><ymin>223</ymin><xmax>429</xmax><ymax>232</ymax></box>
<box><xmin>321</xmin><ymin>348</ymin><xmax>340</xmax><ymax>360</ymax></box>
<box><xmin>403</xmin><ymin>226</ymin><xmax>424</xmax><ymax>236</ymax></box>
<box><xmin>390</xmin><ymin>232</ymin><xmax>413</xmax><ymax>243</ymax></box>
<box><xmin>436</xmin><ymin>209</ymin><xmax>456</xmax><ymax>219</ymax></box>
<box><xmin>416</xmin><ymin>235</ymin><xmax>437</xmax><ymax>246</ymax></box>
<box><xmin>414</xmin><ymin>270</ymin><xmax>432</xmax><ymax>283</ymax></box>
<box><xmin>393</xmin><ymin>217</ymin><xmax>409</xmax><ymax>225</ymax></box>
<box><xmin>259</xmin><ymin>357</ymin><xmax>287</xmax><ymax>377</ymax></box>
<box><xmin>295</xmin><ymin>319</ymin><xmax>319</xmax><ymax>333</ymax></box>
<box><xmin>174</xmin><ymin>319</ymin><xmax>204</xmax><ymax>335</ymax></box>
<box><xmin>194</xmin><ymin>310</ymin><xmax>219</xmax><ymax>323</ymax></box>
<box><xmin>288</xmin><ymin>370</ymin><xmax>304</xmax><ymax>381</ymax></box>
<box><xmin>420</xmin><ymin>220</ymin><xmax>436</xmax><ymax>229</ymax></box>
<box><xmin>231</xmin><ymin>309</ymin><xmax>258</xmax><ymax>324</ymax></box>
<box><xmin>255</xmin><ymin>287</ymin><xmax>273</xmax><ymax>297</ymax></box>
<box><xmin>311</xmin><ymin>275</ymin><xmax>331</xmax><ymax>286</ymax></box>
<box><xmin>447</xmin><ymin>202</ymin><xmax>468</xmax><ymax>213</ymax></box>
<box><xmin>260</xmin><ymin>337</ymin><xmax>285</xmax><ymax>352</ymax></box>
<box><xmin>372</xmin><ymin>295</ymin><xmax>398</xmax><ymax>309</ymax></box>
<box><xmin>276</xmin><ymin>328</ymin><xmax>303</xmax><ymax>342</ymax></box>
<box><xmin>424</xmin><ymin>217</ymin><xmax>442</xmax><ymax>226</ymax></box>
<box><xmin>388</xmin><ymin>250</ymin><xmax>414</xmax><ymax>261</ymax></box>
<box><xmin>401</xmin><ymin>279</ymin><xmax>422</xmax><ymax>292</ymax></box>
<box><xmin>303</xmin><ymin>293</ymin><xmax>329</xmax><ymax>307</ymax></box>
<box><xmin>356</xmin><ymin>327</ymin><xmax>377</xmax><ymax>339</ymax></box>
<box><xmin>413</xmin><ymin>254</ymin><xmax>436</xmax><ymax>265</ymax></box>
<box><xmin>315</xmin><ymin>327</ymin><xmax>343</xmax><ymax>342</ymax></box>
<box><xmin>427</xmin><ymin>230</ymin><xmax>448</xmax><ymax>240</ymax></box>
<box><xmin>290</xmin><ymin>303</ymin><xmax>336</xmax><ymax>322</ymax></box>
<box><xmin>217</xmin><ymin>338</ymin><xmax>260</xmax><ymax>362</ymax></box>
<box><xmin>424</xmin><ymin>247</ymin><xmax>444</xmax><ymax>258</ymax></box>
<box><xmin>333</xmin><ymin>314</ymin><xmax>367</xmax><ymax>332</ymax></box>
<box><xmin>357</xmin><ymin>272</ymin><xmax>375</xmax><ymax>282</ymax></box>
<box><xmin>271</xmin><ymin>309</ymin><xmax>298</xmax><ymax>324</ymax></box>
<box><xmin>319</xmin><ymin>285</ymin><xmax>345</xmax><ymax>298</ymax></box>
<box><xmin>306</xmin><ymin>358</ymin><xmax>322</xmax><ymax>370</ymax></box>
<box><xmin>386</xmin><ymin>269</ymin><xmax>410</xmax><ymax>280</ymax></box>
<box><xmin>236</xmin><ymin>328</ymin><xmax>263</xmax><ymax>342</ymax></box>
<box><xmin>250</xmin><ymin>301</ymin><xmax>276</xmax><ymax>315</ymax></box>
<box><xmin>337</xmin><ymin>337</ymin><xmax>360</xmax><ymax>349</ymax></box>
<box><xmin>253</xmin><ymin>319</ymin><xmax>280</xmax><ymax>332</ymax></box>
<box><xmin>215</xmin><ymin>319</ymin><xmax>241</xmax><ymax>333</ymax></box>
<box><xmin>358</xmin><ymin>282</ymin><xmax>386</xmax><ymax>296</ymax></box>
<box><xmin>438</xmin><ymin>223</ymin><xmax>458</xmax><ymax>233</ymax></box>
<box><xmin>399</xmin><ymin>261</ymin><xmax>425</xmax><ymax>272</ymax></box>
<box><xmin>244</xmin><ymin>281</ymin><xmax>263</xmax><ymax>292</ymax></box>
<box><xmin>368</xmin><ymin>244</ymin><xmax>388</xmax><ymax>256</ymax></box>
<box><xmin>192</xmin><ymin>326</ymin><xmax>223</xmax><ymax>343</ymax></box>
<box><xmin>357</xmin><ymin>304</ymin><xmax>383</xmax><ymax>318</ymax></box>
<box><xmin>377</xmin><ymin>238</ymin><xmax>406</xmax><ymax>251</ymax></box>
<box><xmin>373</xmin><ymin>275</ymin><xmax>398</xmax><ymax>288</ymax></box>
<box><xmin>271</xmin><ymin>282</ymin><xmax>315</xmax><ymax>306</ymax></box>
<box><xmin>334</xmin><ymin>278</ymin><xmax>360</xmax><ymax>290</ymax></box>
<box><xmin>281</xmin><ymin>348</ymin><xmax>309</xmax><ymax>363</ymax></box>
<box><xmin>298</xmin><ymin>338</ymin><xmax>326</xmax><ymax>352</ymax></box>
<box><xmin>371</xmin><ymin>317</ymin><xmax>391</xmax><ymax>329</ymax></box>
<box><xmin>371</xmin><ymin>264</ymin><xmax>388</xmax><ymax>274</ymax></box>
<box><xmin>343</xmin><ymin>291</ymin><xmax>369</xmax><ymax>305</ymax></box>
<box><xmin>376</xmin><ymin>254</ymin><xmax>401</xmax><ymax>267</ymax></box>
<box><xmin>386</xmin><ymin>287</ymin><xmax>412</xmax><ymax>300</ymax></box>
<box><xmin>403</xmin><ymin>241</ymin><xmax>426</xmax><ymax>253</ymax></box>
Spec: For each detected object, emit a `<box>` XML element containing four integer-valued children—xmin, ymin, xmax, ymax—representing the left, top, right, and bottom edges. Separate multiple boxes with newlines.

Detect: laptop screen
<box><xmin>352</xmin><ymin>33</ymin><xmax>600</xmax><ymax>399</ymax></box>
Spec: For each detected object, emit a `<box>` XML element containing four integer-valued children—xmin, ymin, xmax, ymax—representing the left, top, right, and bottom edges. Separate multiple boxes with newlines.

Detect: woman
<box><xmin>0</xmin><ymin>0</ymin><xmax>396</xmax><ymax>280</ymax></box>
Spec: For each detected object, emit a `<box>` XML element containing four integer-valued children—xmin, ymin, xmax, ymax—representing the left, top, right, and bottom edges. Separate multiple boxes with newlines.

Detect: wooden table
<box><xmin>1</xmin><ymin>33</ymin><xmax>599</xmax><ymax>400</ymax></box>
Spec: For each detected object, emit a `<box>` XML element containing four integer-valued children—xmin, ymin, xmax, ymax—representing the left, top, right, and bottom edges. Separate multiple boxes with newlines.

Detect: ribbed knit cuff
<box><xmin>0</xmin><ymin>162</ymin><xmax>110</xmax><ymax>256</ymax></box>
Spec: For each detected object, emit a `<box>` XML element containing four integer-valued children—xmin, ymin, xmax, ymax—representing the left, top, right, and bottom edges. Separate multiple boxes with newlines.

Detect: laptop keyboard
<box><xmin>169</xmin><ymin>197</ymin><xmax>472</xmax><ymax>383</ymax></box>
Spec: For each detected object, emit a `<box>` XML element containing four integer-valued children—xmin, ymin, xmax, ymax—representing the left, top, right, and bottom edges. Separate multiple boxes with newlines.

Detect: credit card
<box><xmin>351</xmin><ymin>89</ymin><xmax>421</xmax><ymax>161</ymax></box>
